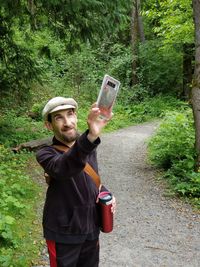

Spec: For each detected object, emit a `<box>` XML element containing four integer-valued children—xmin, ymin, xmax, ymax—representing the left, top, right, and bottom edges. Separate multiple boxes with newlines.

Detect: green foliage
<box><xmin>148</xmin><ymin>109</ymin><xmax>200</xmax><ymax>206</ymax></box>
<box><xmin>0</xmin><ymin>38</ymin><xmax>41</xmax><ymax>106</ymax></box>
<box><xmin>0</xmin><ymin>0</ymin><xmax>131</xmax><ymax>108</ymax></box>
<box><xmin>138</xmin><ymin>41</ymin><xmax>183</xmax><ymax>95</ymax></box>
<box><xmin>148</xmin><ymin>109</ymin><xmax>194</xmax><ymax>168</ymax></box>
<box><xmin>73</xmin><ymin>96</ymin><xmax>186</xmax><ymax>133</ymax></box>
<box><xmin>30</xmin><ymin>102</ymin><xmax>44</xmax><ymax>121</ymax></box>
<box><xmin>0</xmin><ymin>7</ymin><xmax>41</xmax><ymax>106</ymax></box>
<box><xmin>93</xmin><ymin>40</ymin><xmax>184</xmax><ymax>97</ymax></box>
<box><xmin>0</xmin><ymin>146</ymin><xmax>41</xmax><ymax>266</ymax></box>
<box><xmin>0</xmin><ymin>146</ymin><xmax>27</xmax><ymax>246</ymax></box>
<box><xmin>38</xmin><ymin>0</ymin><xmax>131</xmax><ymax>47</ymax></box>
<box><xmin>125</xmin><ymin>96</ymin><xmax>186</xmax><ymax>123</ymax></box>
<box><xmin>54</xmin><ymin>45</ymin><xmax>104</xmax><ymax>101</ymax></box>
<box><xmin>0</xmin><ymin>111</ymin><xmax>48</xmax><ymax>147</ymax></box>
<box><xmin>104</xmin><ymin>44</ymin><xmax>132</xmax><ymax>87</ymax></box>
<box><xmin>143</xmin><ymin>0</ymin><xmax>194</xmax><ymax>44</ymax></box>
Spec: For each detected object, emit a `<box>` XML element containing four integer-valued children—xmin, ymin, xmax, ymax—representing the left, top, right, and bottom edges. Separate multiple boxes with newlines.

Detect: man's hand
<box><xmin>111</xmin><ymin>196</ymin><xmax>116</xmax><ymax>214</ymax></box>
<box><xmin>44</xmin><ymin>172</ymin><xmax>51</xmax><ymax>185</ymax></box>
<box><xmin>87</xmin><ymin>103</ymin><xmax>113</xmax><ymax>143</ymax></box>
<box><xmin>96</xmin><ymin>192</ymin><xmax>116</xmax><ymax>214</ymax></box>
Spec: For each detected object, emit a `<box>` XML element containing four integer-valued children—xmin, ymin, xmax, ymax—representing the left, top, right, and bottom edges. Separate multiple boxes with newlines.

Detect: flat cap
<box><xmin>42</xmin><ymin>96</ymin><xmax>78</xmax><ymax>120</ymax></box>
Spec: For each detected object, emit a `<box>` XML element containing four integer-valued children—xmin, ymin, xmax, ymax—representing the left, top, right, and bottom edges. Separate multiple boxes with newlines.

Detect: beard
<box><xmin>56</xmin><ymin>128</ymin><xmax>79</xmax><ymax>144</ymax></box>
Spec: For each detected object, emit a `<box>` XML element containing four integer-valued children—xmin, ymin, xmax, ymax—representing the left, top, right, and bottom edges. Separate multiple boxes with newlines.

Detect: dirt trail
<box><xmin>33</xmin><ymin>122</ymin><xmax>200</xmax><ymax>267</ymax></box>
<box><xmin>98</xmin><ymin>122</ymin><xmax>200</xmax><ymax>267</ymax></box>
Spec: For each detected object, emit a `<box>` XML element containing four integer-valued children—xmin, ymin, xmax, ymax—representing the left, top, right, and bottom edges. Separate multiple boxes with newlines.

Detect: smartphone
<box><xmin>97</xmin><ymin>74</ymin><xmax>120</xmax><ymax>119</ymax></box>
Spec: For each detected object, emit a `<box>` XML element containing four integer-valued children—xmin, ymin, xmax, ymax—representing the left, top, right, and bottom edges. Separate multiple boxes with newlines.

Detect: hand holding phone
<box><xmin>97</xmin><ymin>75</ymin><xmax>120</xmax><ymax>119</ymax></box>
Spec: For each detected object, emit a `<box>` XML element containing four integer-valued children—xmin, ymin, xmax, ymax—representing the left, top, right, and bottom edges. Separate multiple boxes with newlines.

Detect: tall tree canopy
<box><xmin>142</xmin><ymin>0</ymin><xmax>194</xmax><ymax>44</ymax></box>
<box><xmin>0</xmin><ymin>0</ymin><xmax>131</xmax><ymax>100</ymax></box>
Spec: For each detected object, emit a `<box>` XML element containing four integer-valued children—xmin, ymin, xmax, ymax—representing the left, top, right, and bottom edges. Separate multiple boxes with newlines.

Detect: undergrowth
<box><xmin>0</xmin><ymin>146</ymin><xmax>43</xmax><ymax>266</ymax></box>
<box><xmin>148</xmin><ymin>109</ymin><xmax>200</xmax><ymax>208</ymax></box>
<box><xmin>0</xmin><ymin>95</ymin><xmax>186</xmax><ymax>147</ymax></box>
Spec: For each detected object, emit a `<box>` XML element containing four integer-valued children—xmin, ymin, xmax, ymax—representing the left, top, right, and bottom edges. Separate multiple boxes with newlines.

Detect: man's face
<box><xmin>46</xmin><ymin>109</ymin><xmax>78</xmax><ymax>144</ymax></box>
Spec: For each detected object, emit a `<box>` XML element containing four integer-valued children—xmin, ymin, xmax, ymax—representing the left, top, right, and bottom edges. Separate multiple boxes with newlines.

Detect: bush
<box><xmin>138</xmin><ymin>40</ymin><xmax>182</xmax><ymax>95</ymax></box>
<box><xmin>0</xmin><ymin>111</ymin><xmax>48</xmax><ymax>147</ymax></box>
<box><xmin>41</xmin><ymin>43</ymin><xmax>106</xmax><ymax>104</ymax></box>
<box><xmin>148</xmin><ymin>109</ymin><xmax>200</xmax><ymax>205</ymax></box>
<box><xmin>148</xmin><ymin>109</ymin><xmax>195</xmax><ymax>168</ymax></box>
<box><xmin>29</xmin><ymin>102</ymin><xmax>45</xmax><ymax>121</ymax></box>
<box><xmin>106</xmin><ymin>44</ymin><xmax>132</xmax><ymax>87</ymax></box>
<box><xmin>0</xmin><ymin>146</ymin><xmax>41</xmax><ymax>266</ymax></box>
<box><xmin>125</xmin><ymin>95</ymin><xmax>187</xmax><ymax>123</ymax></box>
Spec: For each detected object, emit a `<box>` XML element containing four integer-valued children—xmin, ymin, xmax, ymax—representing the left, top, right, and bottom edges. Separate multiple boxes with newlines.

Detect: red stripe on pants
<box><xmin>46</xmin><ymin>240</ymin><xmax>57</xmax><ymax>267</ymax></box>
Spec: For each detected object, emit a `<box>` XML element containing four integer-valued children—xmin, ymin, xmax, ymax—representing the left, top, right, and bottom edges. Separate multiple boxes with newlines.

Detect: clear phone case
<box><xmin>97</xmin><ymin>74</ymin><xmax>120</xmax><ymax>119</ymax></box>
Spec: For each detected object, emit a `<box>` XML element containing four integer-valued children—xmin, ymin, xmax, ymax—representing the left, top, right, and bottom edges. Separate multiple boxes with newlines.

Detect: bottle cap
<box><xmin>98</xmin><ymin>192</ymin><xmax>112</xmax><ymax>205</ymax></box>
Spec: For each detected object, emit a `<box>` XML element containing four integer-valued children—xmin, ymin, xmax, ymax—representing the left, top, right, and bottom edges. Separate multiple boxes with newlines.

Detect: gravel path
<box><xmin>33</xmin><ymin>121</ymin><xmax>200</xmax><ymax>267</ymax></box>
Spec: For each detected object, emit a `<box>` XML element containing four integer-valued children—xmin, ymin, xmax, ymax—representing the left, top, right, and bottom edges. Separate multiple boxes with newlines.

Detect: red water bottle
<box><xmin>98</xmin><ymin>192</ymin><xmax>113</xmax><ymax>233</ymax></box>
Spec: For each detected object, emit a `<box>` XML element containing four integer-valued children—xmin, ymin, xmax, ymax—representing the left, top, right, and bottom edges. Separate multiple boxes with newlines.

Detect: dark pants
<box><xmin>46</xmin><ymin>239</ymin><xmax>100</xmax><ymax>267</ymax></box>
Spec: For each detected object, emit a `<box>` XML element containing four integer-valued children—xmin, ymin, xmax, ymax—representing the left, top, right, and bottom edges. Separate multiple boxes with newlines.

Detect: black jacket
<box><xmin>36</xmin><ymin>130</ymin><xmax>103</xmax><ymax>243</ymax></box>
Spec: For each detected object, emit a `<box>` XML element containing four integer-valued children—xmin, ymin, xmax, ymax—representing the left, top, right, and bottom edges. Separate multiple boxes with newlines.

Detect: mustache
<box><xmin>61</xmin><ymin>126</ymin><xmax>74</xmax><ymax>131</ymax></box>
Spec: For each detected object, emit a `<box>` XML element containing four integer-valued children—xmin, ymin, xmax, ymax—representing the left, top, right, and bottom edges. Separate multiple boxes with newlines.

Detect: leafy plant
<box><xmin>148</xmin><ymin>109</ymin><xmax>195</xmax><ymax>168</ymax></box>
<box><xmin>138</xmin><ymin>40</ymin><xmax>183</xmax><ymax>95</ymax></box>
<box><xmin>0</xmin><ymin>146</ymin><xmax>43</xmax><ymax>266</ymax></box>
<box><xmin>0</xmin><ymin>111</ymin><xmax>48</xmax><ymax>147</ymax></box>
<box><xmin>125</xmin><ymin>96</ymin><xmax>186</xmax><ymax>123</ymax></box>
<box><xmin>148</xmin><ymin>108</ymin><xmax>200</xmax><ymax>205</ymax></box>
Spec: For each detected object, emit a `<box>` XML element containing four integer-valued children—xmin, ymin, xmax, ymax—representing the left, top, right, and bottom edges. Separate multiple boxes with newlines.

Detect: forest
<box><xmin>0</xmin><ymin>0</ymin><xmax>200</xmax><ymax>265</ymax></box>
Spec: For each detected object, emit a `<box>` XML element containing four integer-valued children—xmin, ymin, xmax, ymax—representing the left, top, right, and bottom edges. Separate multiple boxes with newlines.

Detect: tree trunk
<box><xmin>192</xmin><ymin>0</ymin><xmax>200</xmax><ymax>167</ymax></box>
<box><xmin>27</xmin><ymin>0</ymin><xmax>37</xmax><ymax>30</ymax></box>
<box><xmin>131</xmin><ymin>0</ymin><xmax>139</xmax><ymax>85</ymax></box>
<box><xmin>182</xmin><ymin>43</ymin><xmax>194</xmax><ymax>100</ymax></box>
<box><xmin>137</xmin><ymin>0</ymin><xmax>145</xmax><ymax>43</ymax></box>
<box><xmin>130</xmin><ymin>0</ymin><xmax>145</xmax><ymax>86</ymax></box>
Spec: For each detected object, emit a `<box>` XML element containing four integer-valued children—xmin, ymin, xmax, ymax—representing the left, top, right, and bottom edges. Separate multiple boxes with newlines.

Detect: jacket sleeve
<box><xmin>36</xmin><ymin>130</ymin><xmax>100</xmax><ymax>180</ymax></box>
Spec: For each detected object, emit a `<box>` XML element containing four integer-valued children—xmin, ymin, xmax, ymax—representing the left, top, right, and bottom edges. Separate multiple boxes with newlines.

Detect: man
<box><xmin>36</xmin><ymin>96</ymin><xmax>115</xmax><ymax>267</ymax></box>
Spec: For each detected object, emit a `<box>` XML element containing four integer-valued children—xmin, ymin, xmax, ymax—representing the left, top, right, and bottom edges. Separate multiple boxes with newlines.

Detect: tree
<box><xmin>182</xmin><ymin>43</ymin><xmax>194</xmax><ymax>100</ymax></box>
<box><xmin>0</xmin><ymin>1</ymin><xmax>40</xmax><ymax>103</ymax></box>
<box><xmin>130</xmin><ymin>0</ymin><xmax>145</xmax><ymax>85</ymax></box>
<box><xmin>0</xmin><ymin>0</ymin><xmax>131</xmax><ymax>104</ymax></box>
<box><xmin>142</xmin><ymin>0</ymin><xmax>194</xmax><ymax>98</ymax></box>
<box><xmin>34</xmin><ymin>0</ymin><xmax>132</xmax><ymax>49</ymax></box>
<box><xmin>192</xmin><ymin>0</ymin><xmax>200</xmax><ymax>168</ymax></box>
